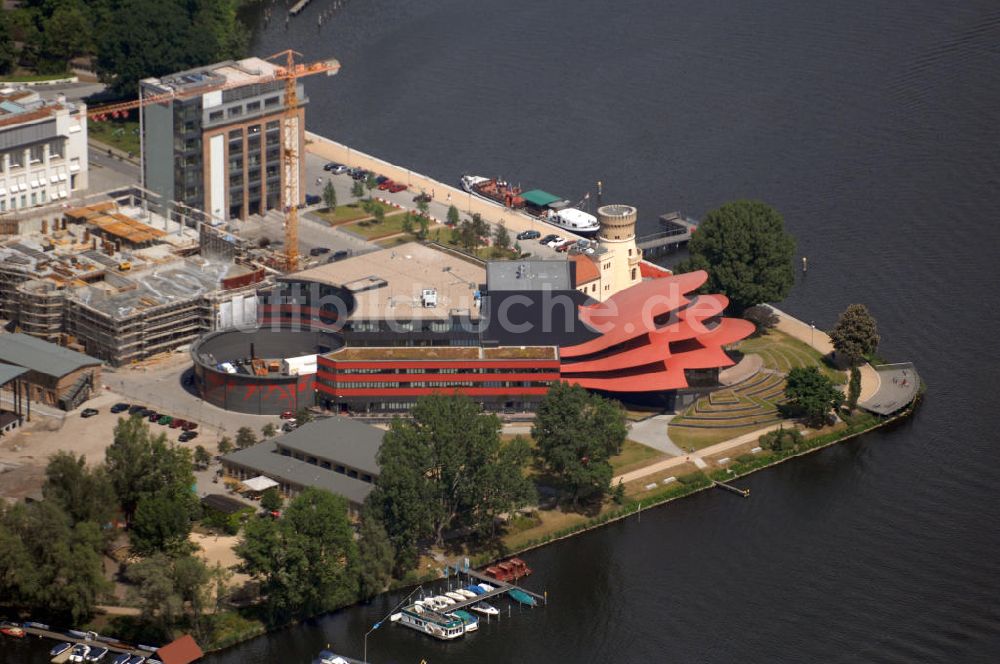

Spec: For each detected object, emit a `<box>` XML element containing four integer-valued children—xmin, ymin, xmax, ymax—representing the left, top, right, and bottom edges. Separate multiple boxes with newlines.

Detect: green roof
<box><xmin>520</xmin><ymin>189</ymin><xmax>563</xmax><ymax>207</ymax></box>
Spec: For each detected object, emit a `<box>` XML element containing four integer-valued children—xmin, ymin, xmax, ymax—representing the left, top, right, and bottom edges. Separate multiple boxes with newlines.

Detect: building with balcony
<box><xmin>140</xmin><ymin>57</ymin><xmax>306</xmax><ymax>221</ymax></box>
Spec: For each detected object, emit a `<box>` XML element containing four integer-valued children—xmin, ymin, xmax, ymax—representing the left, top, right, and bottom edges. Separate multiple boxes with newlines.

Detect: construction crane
<box><xmin>88</xmin><ymin>49</ymin><xmax>341</xmax><ymax>272</ymax></box>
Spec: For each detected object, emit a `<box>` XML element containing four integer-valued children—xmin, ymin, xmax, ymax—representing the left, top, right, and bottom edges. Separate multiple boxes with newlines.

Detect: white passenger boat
<box><xmin>449</xmin><ymin>610</ymin><xmax>479</xmax><ymax>632</ymax></box>
<box><xmin>545</xmin><ymin>207</ymin><xmax>600</xmax><ymax>235</ymax></box>
<box><xmin>397</xmin><ymin>605</ymin><xmax>466</xmax><ymax>641</ymax></box>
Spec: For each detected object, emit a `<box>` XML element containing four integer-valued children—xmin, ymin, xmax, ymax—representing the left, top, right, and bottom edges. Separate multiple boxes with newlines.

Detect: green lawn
<box><xmin>89</xmin><ymin>119</ymin><xmax>141</xmax><ymax>156</ymax></box>
<box><xmin>312</xmin><ymin>201</ymin><xmax>388</xmax><ymax>225</ymax></box>
<box><xmin>0</xmin><ymin>71</ymin><xmax>72</xmax><ymax>82</ymax></box>
<box><xmin>611</xmin><ymin>439</ymin><xmax>667</xmax><ymax>475</ymax></box>
<box><xmin>342</xmin><ymin>210</ymin><xmax>416</xmax><ymax>239</ymax></box>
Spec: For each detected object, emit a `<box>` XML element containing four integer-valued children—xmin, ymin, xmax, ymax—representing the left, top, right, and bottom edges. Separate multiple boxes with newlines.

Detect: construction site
<box><xmin>0</xmin><ymin>187</ymin><xmax>277</xmax><ymax>366</ymax></box>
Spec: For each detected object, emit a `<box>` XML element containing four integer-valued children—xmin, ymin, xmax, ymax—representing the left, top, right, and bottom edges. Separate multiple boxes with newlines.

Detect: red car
<box><xmin>182</xmin><ymin>421</ymin><xmax>198</xmax><ymax>431</ymax></box>
<box><xmin>170</xmin><ymin>418</ymin><xmax>187</xmax><ymax>429</ymax></box>
<box><xmin>377</xmin><ymin>179</ymin><xmax>394</xmax><ymax>191</ymax></box>
<box><xmin>388</xmin><ymin>182</ymin><xmax>407</xmax><ymax>193</ymax></box>
<box><xmin>554</xmin><ymin>239</ymin><xmax>574</xmax><ymax>252</ymax></box>
<box><xmin>280</xmin><ymin>410</ymin><xmax>295</xmax><ymax>419</ymax></box>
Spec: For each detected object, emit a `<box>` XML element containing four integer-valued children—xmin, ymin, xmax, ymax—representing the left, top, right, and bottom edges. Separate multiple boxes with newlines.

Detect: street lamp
<box><xmin>363</xmin><ymin>620</ymin><xmax>382</xmax><ymax>663</ymax></box>
<box><xmin>810</xmin><ymin>322</ymin><xmax>815</xmax><ymax>349</ymax></box>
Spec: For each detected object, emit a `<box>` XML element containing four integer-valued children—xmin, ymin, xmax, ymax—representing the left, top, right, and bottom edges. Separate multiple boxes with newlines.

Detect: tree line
<box><xmin>0</xmin><ymin>0</ymin><xmax>251</xmax><ymax>95</ymax></box>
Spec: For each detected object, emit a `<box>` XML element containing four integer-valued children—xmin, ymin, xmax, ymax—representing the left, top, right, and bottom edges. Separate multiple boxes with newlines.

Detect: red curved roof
<box><xmin>558</xmin><ymin>270</ymin><xmax>752</xmax><ymax>394</ymax></box>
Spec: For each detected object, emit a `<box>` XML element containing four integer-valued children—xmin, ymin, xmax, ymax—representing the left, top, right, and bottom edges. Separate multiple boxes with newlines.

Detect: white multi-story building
<box><xmin>0</xmin><ymin>88</ymin><xmax>88</xmax><ymax>214</ymax></box>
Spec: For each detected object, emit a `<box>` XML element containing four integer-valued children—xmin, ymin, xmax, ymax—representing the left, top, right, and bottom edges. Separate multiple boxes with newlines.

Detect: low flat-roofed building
<box><xmin>220</xmin><ymin>417</ymin><xmax>384</xmax><ymax>511</ymax></box>
<box><xmin>0</xmin><ymin>332</ymin><xmax>100</xmax><ymax>409</ymax></box>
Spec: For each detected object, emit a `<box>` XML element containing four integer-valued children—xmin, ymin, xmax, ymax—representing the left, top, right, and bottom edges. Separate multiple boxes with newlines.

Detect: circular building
<box><xmin>190</xmin><ymin>326</ymin><xmax>343</xmax><ymax>415</ymax></box>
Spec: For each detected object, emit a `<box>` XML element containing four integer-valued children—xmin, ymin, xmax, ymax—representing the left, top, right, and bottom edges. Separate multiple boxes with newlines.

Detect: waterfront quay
<box><xmin>305</xmin><ymin>132</ymin><xmax>585</xmax><ymax>243</ymax></box>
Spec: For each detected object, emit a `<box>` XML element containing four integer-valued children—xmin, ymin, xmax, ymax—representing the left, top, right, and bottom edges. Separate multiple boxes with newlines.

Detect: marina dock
<box><xmin>12</xmin><ymin>623</ymin><xmax>155</xmax><ymax>661</ymax></box>
<box><xmin>714</xmin><ymin>479</ymin><xmax>750</xmax><ymax>498</ymax></box>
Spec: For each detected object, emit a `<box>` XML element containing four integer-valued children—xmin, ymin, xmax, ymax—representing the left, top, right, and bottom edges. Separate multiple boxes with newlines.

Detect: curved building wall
<box><xmin>191</xmin><ymin>327</ymin><xmax>343</xmax><ymax>415</ymax></box>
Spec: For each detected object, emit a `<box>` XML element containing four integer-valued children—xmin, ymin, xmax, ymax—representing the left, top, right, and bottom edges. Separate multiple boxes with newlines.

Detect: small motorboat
<box><xmin>477</xmin><ymin>583</ymin><xmax>494</xmax><ymax>593</ymax></box>
<box><xmin>390</xmin><ymin>613</ymin><xmax>402</xmax><ymax>623</ymax></box>
<box><xmin>456</xmin><ymin>588</ymin><xmax>478</xmax><ymax>599</ymax></box>
<box><xmin>0</xmin><ymin>622</ymin><xmax>25</xmax><ymax>638</ymax></box>
<box><xmin>318</xmin><ymin>651</ymin><xmax>351</xmax><ymax>664</ymax></box>
<box><xmin>434</xmin><ymin>595</ymin><xmax>456</xmax><ymax>606</ymax></box>
<box><xmin>51</xmin><ymin>643</ymin><xmax>74</xmax><ymax>657</ymax></box>
<box><xmin>449</xmin><ymin>609</ymin><xmax>479</xmax><ymax>632</ymax></box>
<box><xmin>509</xmin><ymin>588</ymin><xmax>537</xmax><ymax>606</ymax></box>
<box><xmin>465</xmin><ymin>584</ymin><xmax>485</xmax><ymax>595</ymax></box>
<box><xmin>110</xmin><ymin>654</ymin><xmax>132</xmax><ymax>664</ymax></box>
<box><xmin>471</xmin><ymin>601</ymin><xmax>500</xmax><ymax>616</ymax></box>
<box><xmin>445</xmin><ymin>591</ymin><xmax>466</xmax><ymax>602</ymax></box>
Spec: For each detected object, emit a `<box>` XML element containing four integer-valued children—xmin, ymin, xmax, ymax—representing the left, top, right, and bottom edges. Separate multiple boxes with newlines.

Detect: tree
<box><xmin>416</xmin><ymin>197</ymin><xmax>430</xmax><ymax>218</ymax></box>
<box><xmin>401</xmin><ymin>212</ymin><xmax>414</xmax><ymax>236</ymax></box>
<box><xmin>417</xmin><ymin>214</ymin><xmax>429</xmax><ymax>240</ymax></box>
<box><xmin>365</xmin><ymin>173</ymin><xmax>377</xmax><ymax>199</ymax></box>
<box><xmin>532</xmin><ymin>383</ymin><xmax>628</xmax><ymax>507</ymax></box>
<box><xmin>40</xmin><ymin>3</ymin><xmax>92</xmax><ymax>71</ymax></box>
<box><xmin>236</xmin><ymin>488</ymin><xmax>358</xmax><ymax>622</ymax></box>
<box><xmin>471</xmin><ymin>214</ymin><xmax>489</xmax><ymax>253</ymax></box>
<box><xmin>235</xmin><ymin>426</ymin><xmax>257</xmax><ymax>450</ymax></box>
<box><xmin>217</xmin><ymin>436</ymin><xmax>234</xmax><ymax>456</ymax></box>
<box><xmin>43</xmin><ymin>451</ymin><xmax>116</xmax><ymax>526</ymax></box>
<box><xmin>106</xmin><ymin>417</ymin><xmax>196</xmax><ymax>523</ymax></box>
<box><xmin>193</xmin><ymin>445</ymin><xmax>211</xmax><ymax>469</ymax></box>
<box><xmin>847</xmin><ymin>366</ymin><xmax>862</xmax><ymax>412</ymax></box>
<box><xmin>830</xmin><ymin>304</ymin><xmax>880</xmax><ymax>367</ymax></box>
<box><xmin>446</xmin><ymin>205</ymin><xmax>460</xmax><ymax>227</ymax></box>
<box><xmin>260</xmin><ymin>487</ymin><xmax>283</xmax><ymax>512</ymax></box>
<box><xmin>759</xmin><ymin>427</ymin><xmax>803</xmax><ymax>452</ymax></box>
<box><xmin>351</xmin><ymin>179</ymin><xmax>365</xmax><ymax>200</ymax></box>
<box><xmin>131</xmin><ymin>492</ymin><xmax>195</xmax><ymax>556</ymax></box>
<box><xmin>743</xmin><ymin>305</ymin><xmax>779</xmax><ymax>335</ymax></box>
<box><xmin>784</xmin><ymin>366</ymin><xmax>843</xmax><ymax>427</ymax></box>
<box><xmin>676</xmin><ymin>200</ymin><xmax>796</xmax><ymax>314</ymax></box>
<box><xmin>323</xmin><ymin>179</ymin><xmax>337</xmax><ymax>211</ymax></box>
<box><xmin>295</xmin><ymin>408</ymin><xmax>314</xmax><ymax>425</ymax></box>
<box><xmin>0</xmin><ymin>11</ymin><xmax>15</xmax><ymax>75</ymax></box>
<box><xmin>368</xmin><ymin>395</ymin><xmax>535</xmax><ymax>568</ymax></box>
<box><xmin>261</xmin><ymin>422</ymin><xmax>277</xmax><ymax>439</ymax></box>
<box><xmin>356</xmin><ymin>506</ymin><xmax>394</xmax><ymax>600</ymax></box>
<box><xmin>372</xmin><ymin>204</ymin><xmax>385</xmax><ymax>225</ymax></box>
<box><xmin>492</xmin><ymin>222</ymin><xmax>511</xmax><ymax>257</ymax></box>
<box><xmin>126</xmin><ymin>552</ymin><xmax>182</xmax><ymax>633</ymax></box>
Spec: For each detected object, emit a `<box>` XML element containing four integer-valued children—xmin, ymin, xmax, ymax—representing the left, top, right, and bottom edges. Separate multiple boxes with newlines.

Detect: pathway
<box><xmin>627</xmin><ymin>415</ymin><xmax>685</xmax><ymax>456</ymax></box>
<box><xmin>613</xmin><ymin>422</ymin><xmax>788</xmax><ymax>485</ymax></box>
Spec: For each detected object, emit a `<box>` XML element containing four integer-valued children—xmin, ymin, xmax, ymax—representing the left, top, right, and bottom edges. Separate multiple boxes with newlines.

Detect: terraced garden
<box><xmin>669</xmin><ymin>329</ymin><xmax>846</xmax><ymax>450</ymax></box>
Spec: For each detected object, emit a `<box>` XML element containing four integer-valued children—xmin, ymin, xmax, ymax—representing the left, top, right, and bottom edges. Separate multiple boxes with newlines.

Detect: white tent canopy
<box><xmin>242</xmin><ymin>476</ymin><xmax>279</xmax><ymax>492</ymax></box>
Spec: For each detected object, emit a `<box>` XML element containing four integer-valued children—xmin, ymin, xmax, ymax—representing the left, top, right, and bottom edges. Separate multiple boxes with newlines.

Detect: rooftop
<box><xmin>486</xmin><ymin>260</ymin><xmax>573</xmax><ymax>292</ymax></box>
<box><xmin>223</xmin><ymin>440</ymin><xmax>375</xmax><ymax>506</ymax></box>
<box><xmin>570</xmin><ymin>254</ymin><xmax>600</xmax><ymax>285</ymax></box>
<box><xmin>287</xmin><ymin>243</ymin><xmax>485</xmax><ymax>320</ymax></box>
<box><xmin>0</xmin><ymin>88</ymin><xmax>79</xmax><ymax>129</ymax></box>
<box><xmin>326</xmin><ymin>346</ymin><xmax>557</xmax><ymax>362</ymax></box>
<box><xmin>0</xmin><ymin>332</ymin><xmax>101</xmax><ymax>377</ymax></box>
<box><xmin>274</xmin><ymin>417</ymin><xmax>383</xmax><ymax>477</ymax></box>
<box><xmin>142</xmin><ymin>57</ymin><xmax>279</xmax><ymax>94</ymax></box>
<box><xmin>0</xmin><ymin>364</ymin><xmax>28</xmax><ymax>385</ymax></box>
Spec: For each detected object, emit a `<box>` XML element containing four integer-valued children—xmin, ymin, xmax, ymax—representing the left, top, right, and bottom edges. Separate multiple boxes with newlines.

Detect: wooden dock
<box><xmin>17</xmin><ymin>624</ymin><xmax>148</xmax><ymax>661</ymax></box>
<box><xmin>636</xmin><ymin>211</ymin><xmax>698</xmax><ymax>257</ymax></box>
<box><xmin>421</xmin><ymin>568</ymin><xmax>545</xmax><ymax>613</ymax></box>
<box><xmin>289</xmin><ymin>0</ymin><xmax>312</xmax><ymax>15</ymax></box>
<box><xmin>714</xmin><ymin>480</ymin><xmax>750</xmax><ymax>498</ymax></box>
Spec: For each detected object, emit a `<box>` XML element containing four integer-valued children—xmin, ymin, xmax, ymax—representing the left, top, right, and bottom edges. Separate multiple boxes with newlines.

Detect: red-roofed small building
<box><xmin>156</xmin><ymin>634</ymin><xmax>203</xmax><ymax>664</ymax></box>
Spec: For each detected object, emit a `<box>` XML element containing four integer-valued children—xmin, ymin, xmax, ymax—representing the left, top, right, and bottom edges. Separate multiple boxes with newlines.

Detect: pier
<box><xmin>714</xmin><ymin>479</ymin><xmax>750</xmax><ymax>498</ymax></box>
<box><xmin>415</xmin><ymin>567</ymin><xmax>545</xmax><ymax>613</ymax></box>
<box><xmin>289</xmin><ymin>0</ymin><xmax>312</xmax><ymax>15</ymax></box>
<box><xmin>636</xmin><ymin>212</ymin><xmax>697</xmax><ymax>257</ymax></box>
<box><xmin>15</xmin><ymin>623</ymin><xmax>152</xmax><ymax>660</ymax></box>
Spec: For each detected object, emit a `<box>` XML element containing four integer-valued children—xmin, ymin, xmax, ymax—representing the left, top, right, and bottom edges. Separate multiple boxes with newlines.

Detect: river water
<box><xmin>6</xmin><ymin>1</ymin><xmax>1000</xmax><ymax>662</ymax></box>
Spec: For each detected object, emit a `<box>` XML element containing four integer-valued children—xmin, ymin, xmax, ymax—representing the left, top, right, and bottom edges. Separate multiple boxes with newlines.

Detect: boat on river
<box><xmin>449</xmin><ymin>610</ymin><xmax>479</xmax><ymax>632</ymax></box>
<box><xmin>459</xmin><ymin>175</ymin><xmax>598</xmax><ymax>235</ymax></box>
<box><xmin>471</xmin><ymin>601</ymin><xmax>500</xmax><ymax>616</ymax></box>
<box><xmin>397</xmin><ymin>604</ymin><xmax>466</xmax><ymax>641</ymax></box>
<box><xmin>509</xmin><ymin>588</ymin><xmax>537</xmax><ymax>606</ymax></box>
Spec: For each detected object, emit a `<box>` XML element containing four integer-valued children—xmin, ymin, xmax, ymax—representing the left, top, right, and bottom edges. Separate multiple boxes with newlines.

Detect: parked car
<box><xmin>350</xmin><ymin>169</ymin><xmax>369</xmax><ymax>181</ymax></box>
<box><xmin>110</xmin><ymin>403</ymin><xmax>130</xmax><ymax>414</ymax></box>
<box><xmin>127</xmin><ymin>405</ymin><xmax>145</xmax><ymax>415</ymax></box>
<box><xmin>327</xmin><ymin>250</ymin><xmax>350</xmax><ymax>263</ymax></box>
<box><xmin>388</xmin><ymin>182</ymin><xmax>407</xmax><ymax>193</ymax></box>
<box><xmin>517</xmin><ymin>229</ymin><xmax>541</xmax><ymax>240</ymax></box>
<box><xmin>543</xmin><ymin>235</ymin><xmax>566</xmax><ymax>247</ymax></box>
<box><xmin>169</xmin><ymin>418</ymin><xmax>187</xmax><ymax>429</ymax></box>
<box><xmin>539</xmin><ymin>234</ymin><xmax>559</xmax><ymax>245</ymax></box>
<box><xmin>178</xmin><ymin>431</ymin><xmax>199</xmax><ymax>443</ymax></box>
<box><xmin>377</xmin><ymin>179</ymin><xmax>393</xmax><ymax>190</ymax></box>
<box><xmin>50</xmin><ymin>643</ymin><xmax>73</xmax><ymax>657</ymax></box>
<box><xmin>554</xmin><ymin>239</ymin><xmax>574</xmax><ymax>252</ymax></box>
<box><xmin>182</xmin><ymin>421</ymin><xmax>198</xmax><ymax>431</ymax></box>
<box><xmin>323</xmin><ymin>162</ymin><xmax>347</xmax><ymax>174</ymax></box>
<box><xmin>280</xmin><ymin>410</ymin><xmax>295</xmax><ymax>419</ymax></box>
<box><xmin>309</xmin><ymin>247</ymin><xmax>331</xmax><ymax>256</ymax></box>
<box><xmin>157</xmin><ymin>415</ymin><xmax>173</xmax><ymax>426</ymax></box>
<box><xmin>81</xmin><ymin>408</ymin><xmax>99</xmax><ymax>418</ymax></box>
<box><xmin>86</xmin><ymin>646</ymin><xmax>109</xmax><ymax>661</ymax></box>
<box><xmin>413</xmin><ymin>192</ymin><xmax>432</xmax><ymax>204</ymax></box>
<box><xmin>282</xmin><ymin>421</ymin><xmax>298</xmax><ymax>433</ymax></box>
<box><xmin>68</xmin><ymin>644</ymin><xmax>90</xmax><ymax>663</ymax></box>
<box><xmin>374</xmin><ymin>175</ymin><xmax>390</xmax><ymax>186</ymax></box>
<box><xmin>304</xmin><ymin>194</ymin><xmax>321</xmax><ymax>206</ymax></box>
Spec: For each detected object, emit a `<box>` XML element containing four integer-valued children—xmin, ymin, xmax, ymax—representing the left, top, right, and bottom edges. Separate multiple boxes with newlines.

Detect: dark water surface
<box><xmin>7</xmin><ymin>1</ymin><xmax>1000</xmax><ymax>662</ymax></box>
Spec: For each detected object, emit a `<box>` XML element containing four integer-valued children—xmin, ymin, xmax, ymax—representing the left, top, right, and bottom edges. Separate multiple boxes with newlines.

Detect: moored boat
<box><xmin>460</xmin><ymin>175</ymin><xmax>525</xmax><ymax>208</ymax></box>
<box><xmin>397</xmin><ymin>604</ymin><xmax>466</xmax><ymax>641</ymax></box>
<box><xmin>509</xmin><ymin>588</ymin><xmax>537</xmax><ymax>606</ymax></box>
<box><xmin>445</xmin><ymin>591</ymin><xmax>466</xmax><ymax>602</ymax></box>
<box><xmin>470</xmin><ymin>601</ymin><xmax>500</xmax><ymax>616</ymax></box>
<box><xmin>465</xmin><ymin>584</ymin><xmax>485</xmax><ymax>595</ymax></box>
<box><xmin>456</xmin><ymin>588</ymin><xmax>478</xmax><ymax>599</ymax></box>
<box><xmin>477</xmin><ymin>583</ymin><xmax>494</xmax><ymax>593</ymax></box>
<box><xmin>449</xmin><ymin>609</ymin><xmax>479</xmax><ymax>632</ymax></box>
<box><xmin>0</xmin><ymin>622</ymin><xmax>24</xmax><ymax>638</ymax></box>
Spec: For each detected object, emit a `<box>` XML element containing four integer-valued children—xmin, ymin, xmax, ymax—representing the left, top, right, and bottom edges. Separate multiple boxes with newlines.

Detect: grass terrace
<box><xmin>482</xmin><ymin>346</ymin><xmax>557</xmax><ymax>360</ymax></box>
<box><xmin>89</xmin><ymin>118</ymin><xmax>141</xmax><ymax>155</ymax></box>
<box><xmin>328</xmin><ymin>346</ymin><xmax>482</xmax><ymax>361</ymax></box>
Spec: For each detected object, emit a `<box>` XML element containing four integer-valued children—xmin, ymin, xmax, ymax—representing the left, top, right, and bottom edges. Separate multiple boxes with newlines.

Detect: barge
<box><xmin>460</xmin><ymin>175</ymin><xmax>599</xmax><ymax>235</ymax></box>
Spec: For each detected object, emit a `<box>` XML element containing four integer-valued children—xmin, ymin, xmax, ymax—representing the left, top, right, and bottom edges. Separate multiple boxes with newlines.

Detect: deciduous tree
<box><xmin>830</xmin><ymin>304</ymin><xmax>880</xmax><ymax>367</ymax></box>
<box><xmin>235</xmin><ymin>426</ymin><xmax>257</xmax><ymax>449</ymax></box>
<box><xmin>532</xmin><ymin>383</ymin><xmax>628</xmax><ymax>507</ymax></box>
<box><xmin>323</xmin><ymin>179</ymin><xmax>337</xmax><ymax>211</ymax></box>
<box><xmin>847</xmin><ymin>366</ymin><xmax>862</xmax><ymax>411</ymax></box>
<box><xmin>260</xmin><ymin>487</ymin><xmax>282</xmax><ymax>512</ymax></box>
<box><xmin>446</xmin><ymin>205</ymin><xmax>460</xmax><ymax>227</ymax></box>
<box><xmin>356</xmin><ymin>506</ymin><xmax>394</xmax><ymax>600</ymax></box>
<box><xmin>676</xmin><ymin>200</ymin><xmax>796</xmax><ymax>314</ymax></box>
<box><xmin>784</xmin><ymin>366</ymin><xmax>843</xmax><ymax>427</ymax></box>
<box><xmin>43</xmin><ymin>451</ymin><xmax>116</xmax><ymax>526</ymax></box>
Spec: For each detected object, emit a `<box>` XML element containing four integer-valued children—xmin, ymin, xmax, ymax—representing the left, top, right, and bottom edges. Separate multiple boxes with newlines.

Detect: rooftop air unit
<box><xmin>421</xmin><ymin>289</ymin><xmax>438</xmax><ymax>308</ymax></box>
